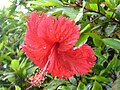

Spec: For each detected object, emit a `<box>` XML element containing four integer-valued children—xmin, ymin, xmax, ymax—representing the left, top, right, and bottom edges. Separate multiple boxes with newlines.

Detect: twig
<box><xmin>69</xmin><ymin>4</ymin><xmax>120</xmax><ymax>24</ymax></box>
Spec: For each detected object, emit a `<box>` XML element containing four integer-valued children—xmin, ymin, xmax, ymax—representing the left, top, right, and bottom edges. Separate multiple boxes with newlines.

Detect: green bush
<box><xmin>0</xmin><ymin>0</ymin><xmax>120</xmax><ymax>90</ymax></box>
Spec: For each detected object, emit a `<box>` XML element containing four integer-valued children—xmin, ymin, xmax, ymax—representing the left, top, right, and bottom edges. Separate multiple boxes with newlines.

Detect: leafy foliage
<box><xmin>0</xmin><ymin>0</ymin><xmax>120</xmax><ymax>90</ymax></box>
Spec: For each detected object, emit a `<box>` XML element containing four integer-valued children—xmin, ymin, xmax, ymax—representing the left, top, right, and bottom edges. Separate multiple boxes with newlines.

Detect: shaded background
<box><xmin>0</xmin><ymin>0</ymin><xmax>120</xmax><ymax>90</ymax></box>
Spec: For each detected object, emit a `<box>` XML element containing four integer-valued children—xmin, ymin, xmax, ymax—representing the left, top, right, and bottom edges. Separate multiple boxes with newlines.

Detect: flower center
<box><xmin>55</xmin><ymin>42</ymin><xmax>60</xmax><ymax>48</ymax></box>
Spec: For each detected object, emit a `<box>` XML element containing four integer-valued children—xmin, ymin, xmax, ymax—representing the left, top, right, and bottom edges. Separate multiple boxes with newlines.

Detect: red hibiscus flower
<box><xmin>21</xmin><ymin>11</ymin><xmax>96</xmax><ymax>87</ymax></box>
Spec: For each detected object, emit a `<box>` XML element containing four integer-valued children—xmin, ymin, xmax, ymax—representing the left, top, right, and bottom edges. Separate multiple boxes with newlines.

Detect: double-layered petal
<box><xmin>22</xmin><ymin>11</ymin><xmax>96</xmax><ymax>79</ymax></box>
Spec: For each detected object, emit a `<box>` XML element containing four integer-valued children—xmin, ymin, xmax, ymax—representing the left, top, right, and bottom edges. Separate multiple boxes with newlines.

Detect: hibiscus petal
<box><xmin>57</xmin><ymin>16</ymin><xmax>80</xmax><ymax>51</ymax></box>
<box><xmin>22</xmin><ymin>11</ymin><xmax>55</xmax><ymax>69</ymax></box>
<box><xmin>37</xmin><ymin>15</ymin><xmax>80</xmax><ymax>51</ymax></box>
<box><xmin>47</xmin><ymin>44</ymin><xmax>96</xmax><ymax>78</ymax></box>
<box><xmin>21</xmin><ymin>11</ymin><xmax>96</xmax><ymax>81</ymax></box>
<box><xmin>21</xmin><ymin>42</ymin><xmax>50</xmax><ymax>69</ymax></box>
<box><xmin>25</xmin><ymin>11</ymin><xmax>48</xmax><ymax>48</ymax></box>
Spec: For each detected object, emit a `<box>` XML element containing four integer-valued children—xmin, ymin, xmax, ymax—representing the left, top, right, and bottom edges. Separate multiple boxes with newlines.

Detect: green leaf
<box><xmin>41</xmin><ymin>0</ymin><xmax>63</xmax><ymax>6</ymax></box>
<box><xmin>68</xmin><ymin>85</ymin><xmax>77</xmax><ymax>90</ymax></box>
<box><xmin>0</xmin><ymin>42</ymin><xmax>4</xmax><ymax>50</ymax></box>
<box><xmin>46</xmin><ymin>79</ymin><xmax>69</xmax><ymax>90</ymax></box>
<box><xmin>102</xmin><ymin>38</ymin><xmax>120</xmax><ymax>49</ymax></box>
<box><xmin>77</xmin><ymin>82</ymin><xmax>86</xmax><ymax>90</ymax></box>
<box><xmin>112</xmin><ymin>76</ymin><xmax>120</xmax><ymax>90</ymax></box>
<box><xmin>11</xmin><ymin>60</ymin><xmax>19</xmax><ymax>71</ymax></box>
<box><xmin>92</xmin><ymin>64</ymin><xmax>104</xmax><ymax>74</ymax></box>
<box><xmin>48</xmin><ymin>7</ymin><xmax>78</xmax><ymax>19</ymax></box>
<box><xmin>2</xmin><ymin>74</ymin><xmax>14</xmax><ymax>81</ymax></box>
<box><xmin>89</xmin><ymin>33</ymin><xmax>103</xmax><ymax>47</ymax></box>
<box><xmin>89</xmin><ymin>4</ymin><xmax>98</xmax><ymax>11</ymax></box>
<box><xmin>27</xmin><ymin>66</ymin><xmax>38</xmax><ymax>75</ymax></box>
<box><xmin>110</xmin><ymin>0</ymin><xmax>119</xmax><ymax>7</ymax></box>
<box><xmin>115</xmin><ymin>9</ymin><xmax>120</xmax><ymax>19</ymax></box>
<box><xmin>86</xmin><ymin>83</ymin><xmax>93</xmax><ymax>90</ymax></box>
<box><xmin>8</xmin><ymin>77</ymin><xmax>15</xmax><ymax>82</ymax></box>
<box><xmin>105</xmin><ymin>0</ymin><xmax>118</xmax><ymax>8</ymax></box>
<box><xmin>2</xmin><ymin>87</ymin><xmax>8</xmax><ymax>90</ymax></box>
<box><xmin>92</xmin><ymin>81</ymin><xmax>103</xmax><ymax>90</ymax></box>
<box><xmin>105</xmin><ymin>11</ymin><xmax>115</xmax><ymax>18</ymax></box>
<box><xmin>105</xmin><ymin>25</ymin><xmax>117</xmax><ymax>35</ymax></box>
<box><xmin>75</xmin><ymin>1</ymin><xmax>86</xmax><ymax>22</ymax></box>
<box><xmin>115</xmin><ymin>4</ymin><xmax>120</xmax><ymax>10</ymax></box>
<box><xmin>88</xmin><ymin>33</ymin><xmax>101</xmax><ymax>40</ymax></box>
<box><xmin>61</xmin><ymin>8</ymin><xmax>78</xmax><ymax>19</ymax></box>
<box><xmin>18</xmin><ymin>58</ymin><xmax>27</xmax><ymax>69</ymax></box>
<box><xmin>5</xmin><ymin>46</ymin><xmax>14</xmax><ymax>53</ymax></box>
<box><xmin>57</xmin><ymin>86</ymin><xmax>70</xmax><ymax>90</ymax></box>
<box><xmin>69</xmin><ymin>77</ymin><xmax>77</xmax><ymax>85</ymax></box>
<box><xmin>81</xmin><ymin>24</ymin><xmax>90</xmax><ymax>34</ymax></box>
<box><xmin>28</xmin><ymin>0</ymin><xmax>63</xmax><ymax>6</ymax></box>
<box><xmin>15</xmin><ymin>85</ymin><xmax>21</xmax><ymax>90</ymax></box>
<box><xmin>75</xmin><ymin>8</ymin><xmax>83</xmax><ymax>22</ymax></box>
<box><xmin>100</xmin><ymin>56</ymin><xmax>118</xmax><ymax>75</ymax></box>
<box><xmin>90</xmin><ymin>76</ymin><xmax>110</xmax><ymax>83</ymax></box>
<box><xmin>116</xmin><ymin>59</ymin><xmax>120</xmax><ymax>72</ymax></box>
<box><xmin>93</xmin><ymin>38</ymin><xmax>102</xmax><ymax>47</ymax></box>
<box><xmin>92</xmin><ymin>25</ymin><xmax>101</xmax><ymax>30</ymax></box>
<box><xmin>90</xmin><ymin>0</ymin><xmax>98</xmax><ymax>3</ymax></box>
<box><xmin>94</xmin><ymin>48</ymin><xmax>106</xmax><ymax>60</ymax></box>
<box><xmin>75</xmin><ymin>34</ymin><xmax>89</xmax><ymax>46</ymax></box>
<box><xmin>22</xmin><ymin>69</ymin><xmax>26</xmax><ymax>75</ymax></box>
<box><xmin>75</xmin><ymin>24</ymin><xmax>91</xmax><ymax>46</ymax></box>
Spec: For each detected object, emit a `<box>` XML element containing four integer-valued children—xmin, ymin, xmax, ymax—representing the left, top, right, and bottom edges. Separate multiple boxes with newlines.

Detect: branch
<box><xmin>69</xmin><ymin>4</ymin><xmax>120</xmax><ymax>24</ymax></box>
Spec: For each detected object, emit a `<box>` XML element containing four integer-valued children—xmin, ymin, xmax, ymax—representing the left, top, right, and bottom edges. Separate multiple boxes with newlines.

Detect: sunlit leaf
<box><xmin>28</xmin><ymin>0</ymin><xmax>63</xmax><ymax>6</ymax></box>
<box><xmin>15</xmin><ymin>85</ymin><xmax>21</xmax><ymax>90</ymax></box>
<box><xmin>89</xmin><ymin>76</ymin><xmax>110</xmax><ymax>83</ymax></box>
<box><xmin>48</xmin><ymin>7</ymin><xmax>78</xmax><ymax>19</ymax></box>
<box><xmin>57</xmin><ymin>86</ymin><xmax>70</xmax><ymax>90</ymax></box>
<box><xmin>75</xmin><ymin>1</ymin><xmax>86</xmax><ymax>22</ymax></box>
<box><xmin>2</xmin><ymin>74</ymin><xmax>14</xmax><ymax>81</ymax></box>
<box><xmin>0</xmin><ymin>42</ymin><xmax>4</xmax><ymax>50</ymax></box>
<box><xmin>89</xmin><ymin>4</ymin><xmax>98</xmax><ymax>11</ymax></box>
<box><xmin>102</xmin><ymin>38</ymin><xmax>120</xmax><ymax>49</ymax></box>
<box><xmin>92</xmin><ymin>81</ymin><xmax>103</xmax><ymax>90</ymax></box>
<box><xmin>76</xmin><ymin>34</ymin><xmax>89</xmax><ymax>46</ymax></box>
<box><xmin>77</xmin><ymin>82</ymin><xmax>86</xmax><ymax>90</ymax></box>
<box><xmin>11</xmin><ymin>60</ymin><xmax>19</xmax><ymax>71</ymax></box>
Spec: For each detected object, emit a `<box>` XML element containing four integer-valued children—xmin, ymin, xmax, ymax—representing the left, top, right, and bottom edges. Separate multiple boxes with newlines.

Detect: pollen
<box><xmin>25</xmin><ymin>69</ymin><xmax>46</xmax><ymax>90</ymax></box>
